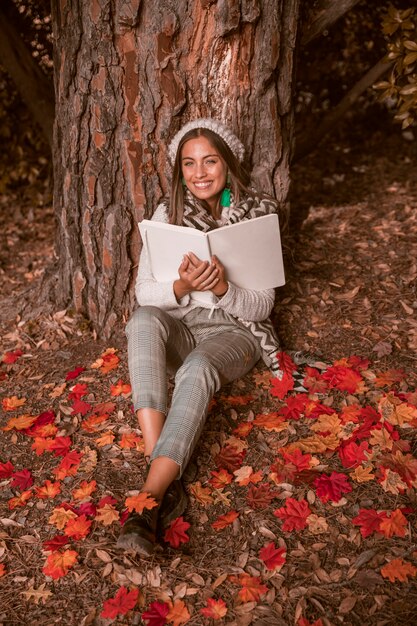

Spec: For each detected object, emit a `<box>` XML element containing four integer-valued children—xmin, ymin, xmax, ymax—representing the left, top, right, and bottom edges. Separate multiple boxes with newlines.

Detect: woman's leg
<box><xmin>151</xmin><ymin>328</ymin><xmax>261</xmax><ymax>476</ymax></box>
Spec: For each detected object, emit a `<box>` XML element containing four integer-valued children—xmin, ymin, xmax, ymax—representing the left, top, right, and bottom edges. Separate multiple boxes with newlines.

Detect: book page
<box><xmin>208</xmin><ymin>214</ymin><xmax>285</xmax><ymax>289</ymax></box>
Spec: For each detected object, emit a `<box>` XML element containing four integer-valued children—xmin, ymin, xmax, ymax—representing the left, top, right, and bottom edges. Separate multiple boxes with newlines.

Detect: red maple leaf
<box><xmin>91</xmin><ymin>401</ymin><xmax>116</xmax><ymax>415</ymax></box>
<box><xmin>233</xmin><ymin>421</ymin><xmax>253</xmax><ymax>437</ymax></box>
<box><xmin>352</xmin><ymin>509</ymin><xmax>387</xmax><ymax>538</ymax></box>
<box><xmin>280</xmin><ymin>394</ymin><xmax>308</xmax><ymax>420</ymax></box>
<box><xmin>2</xmin><ymin>349</ymin><xmax>23</xmax><ymax>364</ymax></box>
<box><xmin>65</xmin><ymin>366</ymin><xmax>85</xmax><ymax>381</ymax></box>
<box><xmin>280</xmin><ymin>448</ymin><xmax>313</xmax><ymax>471</ymax></box>
<box><xmin>259</xmin><ymin>542</ymin><xmax>286</xmax><ymax>570</ymax></box>
<box><xmin>246</xmin><ymin>483</ymin><xmax>276</xmax><ymax>509</ymax></box>
<box><xmin>314</xmin><ymin>472</ymin><xmax>352</xmax><ymax>503</ymax></box>
<box><xmin>338</xmin><ymin>440</ymin><xmax>370</xmax><ymax>468</ymax></box>
<box><xmin>76</xmin><ymin>502</ymin><xmax>97</xmax><ymax>517</ymax></box>
<box><xmin>322</xmin><ymin>365</ymin><xmax>364</xmax><ymax>393</ymax></box>
<box><xmin>42</xmin><ymin>535</ymin><xmax>70</xmax><ymax>552</ymax></box>
<box><xmin>215</xmin><ymin>445</ymin><xmax>246</xmax><ymax>472</ymax></box>
<box><xmin>303</xmin><ymin>367</ymin><xmax>329</xmax><ymax>394</ymax></box>
<box><xmin>68</xmin><ymin>383</ymin><xmax>88</xmax><ymax>399</ymax></box>
<box><xmin>270</xmin><ymin>372</ymin><xmax>294</xmax><ymax>399</ymax></box>
<box><xmin>71</xmin><ymin>398</ymin><xmax>92</xmax><ymax>416</ymax></box>
<box><xmin>200</xmin><ymin>598</ymin><xmax>228</xmax><ymax>619</ymax></box>
<box><xmin>163</xmin><ymin>516</ymin><xmax>190</xmax><ymax>548</ymax></box>
<box><xmin>142</xmin><ymin>601</ymin><xmax>170</xmax><ymax>626</ymax></box>
<box><xmin>0</xmin><ymin>460</ymin><xmax>15</xmax><ymax>478</ymax></box>
<box><xmin>101</xmin><ymin>586</ymin><xmax>139</xmax><ymax>619</ymax></box>
<box><xmin>274</xmin><ymin>498</ymin><xmax>311</xmax><ymax>531</ymax></box>
<box><xmin>10</xmin><ymin>469</ymin><xmax>34</xmax><ymax>490</ymax></box>
<box><xmin>277</xmin><ymin>351</ymin><xmax>297</xmax><ymax>374</ymax></box>
<box><xmin>50</xmin><ymin>436</ymin><xmax>72</xmax><ymax>457</ymax></box>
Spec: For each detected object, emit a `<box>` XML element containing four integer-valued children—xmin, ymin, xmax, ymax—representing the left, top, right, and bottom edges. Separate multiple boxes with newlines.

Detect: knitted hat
<box><xmin>167</xmin><ymin>118</ymin><xmax>245</xmax><ymax>165</ymax></box>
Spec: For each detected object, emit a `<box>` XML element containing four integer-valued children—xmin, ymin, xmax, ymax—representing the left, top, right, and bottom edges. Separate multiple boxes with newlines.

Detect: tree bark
<box><xmin>0</xmin><ymin>0</ymin><xmax>54</xmax><ymax>147</ymax></box>
<box><xmin>50</xmin><ymin>0</ymin><xmax>301</xmax><ymax>337</ymax></box>
<box><xmin>294</xmin><ymin>56</ymin><xmax>393</xmax><ymax>162</ymax></box>
<box><xmin>301</xmin><ymin>0</ymin><xmax>361</xmax><ymax>46</ymax></box>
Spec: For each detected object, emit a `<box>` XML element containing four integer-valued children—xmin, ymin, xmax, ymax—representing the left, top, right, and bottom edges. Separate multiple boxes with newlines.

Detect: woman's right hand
<box><xmin>173</xmin><ymin>252</ymin><xmax>220</xmax><ymax>300</ymax></box>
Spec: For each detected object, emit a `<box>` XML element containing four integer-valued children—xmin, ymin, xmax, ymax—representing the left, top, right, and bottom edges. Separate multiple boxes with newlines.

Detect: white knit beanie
<box><xmin>167</xmin><ymin>118</ymin><xmax>245</xmax><ymax>165</ymax></box>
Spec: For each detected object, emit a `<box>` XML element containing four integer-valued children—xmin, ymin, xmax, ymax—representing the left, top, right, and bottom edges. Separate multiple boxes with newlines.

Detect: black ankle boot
<box><xmin>116</xmin><ymin>505</ymin><xmax>159</xmax><ymax>556</ymax></box>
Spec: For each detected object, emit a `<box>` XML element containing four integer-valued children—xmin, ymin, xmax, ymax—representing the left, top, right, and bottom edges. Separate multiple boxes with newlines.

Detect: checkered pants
<box><xmin>126</xmin><ymin>306</ymin><xmax>261</xmax><ymax>475</ymax></box>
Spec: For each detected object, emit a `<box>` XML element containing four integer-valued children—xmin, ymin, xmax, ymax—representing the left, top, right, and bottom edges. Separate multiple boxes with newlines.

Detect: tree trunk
<box><xmin>51</xmin><ymin>0</ymin><xmax>300</xmax><ymax>338</ymax></box>
<box><xmin>0</xmin><ymin>0</ymin><xmax>55</xmax><ymax>147</ymax></box>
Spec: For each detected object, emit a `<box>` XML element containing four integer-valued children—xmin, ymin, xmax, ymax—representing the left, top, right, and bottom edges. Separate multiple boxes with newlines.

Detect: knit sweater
<box><xmin>135</xmin><ymin>204</ymin><xmax>275</xmax><ymax>323</ymax></box>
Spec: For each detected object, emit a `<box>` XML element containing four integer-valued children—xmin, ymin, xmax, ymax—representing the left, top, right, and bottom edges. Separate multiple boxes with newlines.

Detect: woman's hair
<box><xmin>169</xmin><ymin>127</ymin><xmax>253</xmax><ymax>225</ymax></box>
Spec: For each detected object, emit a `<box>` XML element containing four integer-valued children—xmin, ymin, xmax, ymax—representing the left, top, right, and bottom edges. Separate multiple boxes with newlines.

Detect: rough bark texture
<box><xmin>0</xmin><ymin>0</ymin><xmax>55</xmax><ymax>147</ymax></box>
<box><xmin>51</xmin><ymin>0</ymin><xmax>300</xmax><ymax>338</ymax></box>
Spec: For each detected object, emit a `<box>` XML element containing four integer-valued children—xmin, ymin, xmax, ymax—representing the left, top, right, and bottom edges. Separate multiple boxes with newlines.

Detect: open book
<box><xmin>139</xmin><ymin>213</ymin><xmax>285</xmax><ymax>301</ymax></box>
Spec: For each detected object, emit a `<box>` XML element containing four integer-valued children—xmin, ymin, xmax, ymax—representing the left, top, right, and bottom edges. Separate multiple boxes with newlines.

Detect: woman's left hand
<box><xmin>210</xmin><ymin>255</ymin><xmax>229</xmax><ymax>297</ymax></box>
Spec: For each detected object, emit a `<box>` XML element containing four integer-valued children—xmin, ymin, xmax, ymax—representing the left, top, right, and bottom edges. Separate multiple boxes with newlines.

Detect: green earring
<box><xmin>220</xmin><ymin>186</ymin><xmax>231</xmax><ymax>208</ymax></box>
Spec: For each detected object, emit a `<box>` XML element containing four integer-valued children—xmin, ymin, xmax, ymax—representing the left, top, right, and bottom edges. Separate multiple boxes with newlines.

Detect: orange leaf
<box><xmin>72</xmin><ymin>480</ymin><xmax>97</xmax><ymax>501</ymax></box>
<box><xmin>8</xmin><ymin>490</ymin><xmax>32</xmax><ymax>510</ymax></box>
<box><xmin>48</xmin><ymin>507</ymin><xmax>78</xmax><ymax>530</ymax></box>
<box><xmin>351</xmin><ymin>465</ymin><xmax>375</xmax><ymax>483</ymax></box>
<box><xmin>200</xmin><ymin>598</ymin><xmax>228</xmax><ymax>619</ymax></box>
<box><xmin>188</xmin><ymin>481</ymin><xmax>213</xmax><ymax>506</ymax></box>
<box><xmin>110</xmin><ymin>380</ymin><xmax>131</xmax><ymax>396</ymax></box>
<box><xmin>64</xmin><ymin>514</ymin><xmax>92</xmax><ymax>540</ymax></box>
<box><xmin>253</xmin><ymin>412</ymin><xmax>289</xmax><ymax>432</ymax></box>
<box><xmin>31</xmin><ymin>437</ymin><xmax>55</xmax><ymax>455</ymax></box>
<box><xmin>3</xmin><ymin>414</ymin><xmax>37</xmax><ymax>431</ymax></box>
<box><xmin>42</xmin><ymin>549</ymin><xmax>78</xmax><ymax>579</ymax></box>
<box><xmin>381</xmin><ymin>557</ymin><xmax>417</xmax><ymax>582</ymax></box>
<box><xmin>119</xmin><ymin>432</ymin><xmax>142</xmax><ymax>449</ymax></box>
<box><xmin>95</xmin><ymin>431</ymin><xmax>115</xmax><ymax>446</ymax></box>
<box><xmin>209</xmin><ymin>469</ymin><xmax>233</xmax><ymax>489</ymax></box>
<box><xmin>379</xmin><ymin>509</ymin><xmax>408</xmax><ymax>538</ymax></box>
<box><xmin>35</xmin><ymin>480</ymin><xmax>61</xmax><ymax>499</ymax></box>
<box><xmin>81</xmin><ymin>414</ymin><xmax>109</xmax><ymax>433</ymax></box>
<box><xmin>2</xmin><ymin>396</ymin><xmax>26</xmax><ymax>411</ymax></box>
<box><xmin>237</xmin><ymin>573</ymin><xmax>268</xmax><ymax>602</ymax></box>
<box><xmin>211</xmin><ymin>510</ymin><xmax>239</xmax><ymax>531</ymax></box>
<box><xmin>95</xmin><ymin>503</ymin><xmax>120</xmax><ymax>526</ymax></box>
<box><xmin>0</xmin><ymin>564</ymin><xmax>6</xmax><ymax>577</ymax></box>
<box><xmin>125</xmin><ymin>492</ymin><xmax>158</xmax><ymax>514</ymax></box>
<box><xmin>166</xmin><ymin>599</ymin><xmax>190</xmax><ymax>626</ymax></box>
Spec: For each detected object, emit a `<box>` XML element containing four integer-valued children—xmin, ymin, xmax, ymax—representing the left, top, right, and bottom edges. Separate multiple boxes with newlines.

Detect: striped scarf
<box><xmin>181</xmin><ymin>190</ymin><xmax>284</xmax><ymax>379</ymax></box>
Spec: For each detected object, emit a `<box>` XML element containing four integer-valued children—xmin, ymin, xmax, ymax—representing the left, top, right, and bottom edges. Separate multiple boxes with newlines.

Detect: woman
<box><xmin>117</xmin><ymin>118</ymin><xmax>283</xmax><ymax>555</ymax></box>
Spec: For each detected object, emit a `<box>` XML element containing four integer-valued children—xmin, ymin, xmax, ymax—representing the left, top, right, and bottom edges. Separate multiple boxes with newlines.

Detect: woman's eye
<box><xmin>206</xmin><ymin>159</ymin><xmax>217</xmax><ymax>165</ymax></box>
<box><xmin>183</xmin><ymin>161</ymin><xmax>193</xmax><ymax>167</ymax></box>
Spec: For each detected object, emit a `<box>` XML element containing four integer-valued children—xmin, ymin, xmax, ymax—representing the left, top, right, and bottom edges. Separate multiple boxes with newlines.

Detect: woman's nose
<box><xmin>195</xmin><ymin>163</ymin><xmax>206</xmax><ymax>178</ymax></box>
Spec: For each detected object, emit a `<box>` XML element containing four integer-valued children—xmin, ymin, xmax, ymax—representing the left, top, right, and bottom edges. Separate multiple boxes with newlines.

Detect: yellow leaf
<box><xmin>48</xmin><ymin>507</ymin><xmax>78</xmax><ymax>530</ymax></box>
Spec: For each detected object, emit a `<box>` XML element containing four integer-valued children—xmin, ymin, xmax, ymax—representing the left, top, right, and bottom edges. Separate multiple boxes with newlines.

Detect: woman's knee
<box><xmin>125</xmin><ymin>306</ymin><xmax>166</xmax><ymax>337</ymax></box>
<box><xmin>175</xmin><ymin>351</ymin><xmax>220</xmax><ymax>389</ymax></box>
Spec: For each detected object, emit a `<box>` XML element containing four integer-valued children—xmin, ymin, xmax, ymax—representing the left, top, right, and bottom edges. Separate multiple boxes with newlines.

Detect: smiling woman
<box><xmin>117</xmin><ymin>118</ymin><xmax>285</xmax><ymax>557</ymax></box>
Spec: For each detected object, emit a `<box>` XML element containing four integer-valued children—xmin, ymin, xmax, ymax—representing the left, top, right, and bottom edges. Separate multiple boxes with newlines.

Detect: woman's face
<box><xmin>180</xmin><ymin>135</ymin><xmax>227</xmax><ymax>212</ymax></box>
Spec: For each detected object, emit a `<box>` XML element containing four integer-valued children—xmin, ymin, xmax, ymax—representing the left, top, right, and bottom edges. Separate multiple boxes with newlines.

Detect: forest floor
<box><xmin>0</xmin><ymin>123</ymin><xmax>417</xmax><ymax>626</ymax></box>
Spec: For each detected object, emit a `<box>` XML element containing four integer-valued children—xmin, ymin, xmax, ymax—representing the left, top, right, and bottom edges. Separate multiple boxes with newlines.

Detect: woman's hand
<box><xmin>173</xmin><ymin>252</ymin><xmax>220</xmax><ymax>300</ymax></box>
<box><xmin>210</xmin><ymin>255</ymin><xmax>229</xmax><ymax>297</ymax></box>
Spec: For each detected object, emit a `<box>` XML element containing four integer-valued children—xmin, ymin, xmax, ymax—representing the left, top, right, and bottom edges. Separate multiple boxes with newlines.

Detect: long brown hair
<box><xmin>169</xmin><ymin>128</ymin><xmax>253</xmax><ymax>225</ymax></box>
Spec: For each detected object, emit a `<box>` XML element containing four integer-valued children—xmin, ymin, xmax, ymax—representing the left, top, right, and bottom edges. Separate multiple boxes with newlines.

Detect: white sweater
<box><xmin>135</xmin><ymin>204</ymin><xmax>275</xmax><ymax>323</ymax></box>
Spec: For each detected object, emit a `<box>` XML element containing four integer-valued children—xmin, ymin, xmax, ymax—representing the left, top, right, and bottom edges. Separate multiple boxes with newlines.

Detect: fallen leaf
<box><xmin>125</xmin><ymin>492</ymin><xmax>158</xmax><ymax>514</ymax></box>
<box><xmin>21</xmin><ymin>582</ymin><xmax>52</xmax><ymax>605</ymax></box>
<box><xmin>200</xmin><ymin>597</ymin><xmax>228</xmax><ymax>619</ymax></box>
<box><xmin>259</xmin><ymin>542</ymin><xmax>286</xmax><ymax>571</ymax></box>
<box><xmin>42</xmin><ymin>549</ymin><xmax>78</xmax><ymax>579</ymax></box>
<box><xmin>211</xmin><ymin>510</ymin><xmax>239</xmax><ymax>531</ymax></box>
<box><xmin>101</xmin><ymin>586</ymin><xmax>139</xmax><ymax>619</ymax></box>
<box><xmin>381</xmin><ymin>557</ymin><xmax>417</xmax><ymax>582</ymax></box>
<box><xmin>164</xmin><ymin>516</ymin><xmax>190</xmax><ymax>548</ymax></box>
<box><xmin>166</xmin><ymin>599</ymin><xmax>190</xmax><ymax>626</ymax></box>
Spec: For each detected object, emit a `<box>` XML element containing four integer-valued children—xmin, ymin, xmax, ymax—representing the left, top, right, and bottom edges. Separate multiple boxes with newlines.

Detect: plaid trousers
<box><xmin>126</xmin><ymin>305</ymin><xmax>261</xmax><ymax>476</ymax></box>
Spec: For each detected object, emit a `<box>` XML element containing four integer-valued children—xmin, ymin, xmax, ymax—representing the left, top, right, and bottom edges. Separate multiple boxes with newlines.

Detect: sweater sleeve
<box><xmin>135</xmin><ymin>205</ymin><xmax>191</xmax><ymax>310</ymax></box>
<box><xmin>216</xmin><ymin>282</ymin><xmax>275</xmax><ymax>322</ymax></box>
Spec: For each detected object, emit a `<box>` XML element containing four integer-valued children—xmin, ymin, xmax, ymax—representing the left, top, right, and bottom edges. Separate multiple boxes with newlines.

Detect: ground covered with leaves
<box><xmin>0</xmin><ymin>127</ymin><xmax>416</xmax><ymax>626</ymax></box>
